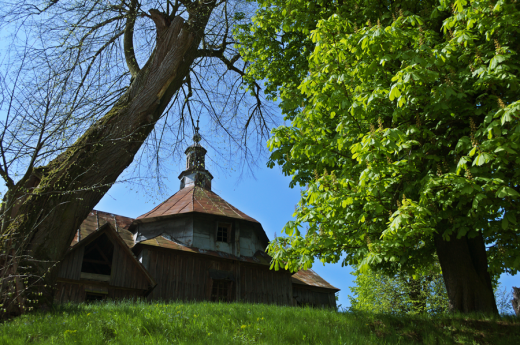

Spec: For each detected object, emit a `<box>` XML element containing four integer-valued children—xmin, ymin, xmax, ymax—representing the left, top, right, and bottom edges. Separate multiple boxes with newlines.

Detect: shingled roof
<box><xmin>135</xmin><ymin>186</ymin><xmax>259</xmax><ymax>223</ymax></box>
<box><xmin>292</xmin><ymin>269</ymin><xmax>340</xmax><ymax>291</ymax></box>
<box><xmin>72</xmin><ymin>210</ymin><xmax>135</xmax><ymax>248</ymax></box>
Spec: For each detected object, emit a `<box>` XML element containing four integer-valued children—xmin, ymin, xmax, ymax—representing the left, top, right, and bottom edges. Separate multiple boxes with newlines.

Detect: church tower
<box><xmin>178</xmin><ymin>122</ymin><xmax>213</xmax><ymax>190</ymax></box>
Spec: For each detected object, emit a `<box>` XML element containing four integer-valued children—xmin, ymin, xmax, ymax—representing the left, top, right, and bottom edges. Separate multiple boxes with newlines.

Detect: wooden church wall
<box><xmin>57</xmin><ymin>243</ymin><xmax>149</xmax><ymax>292</ymax></box>
<box><xmin>143</xmin><ymin>246</ymin><xmax>293</xmax><ymax>305</ymax></box>
<box><xmin>108</xmin><ymin>288</ymin><xmax>144</xmax><ymax>300</ymax></box>
<box><xmin>57</xmin><ymin>246</ymin><xmax>84</xmax><ymax>281</ymax></box>
<box><xmin>238</xmin><ymin>262</ymin><xmax>293</xmax><ymax>305</ymax></box>
<box><xmin>135</xmin><ymin>216</ymin><xmax>193</xmax><ymax>246</ymax></box>
<box><xmin>110</xmin><ymin>244</ymin><xmax>150</xmax><ymax>291</ymax></box>
<box><xmin>292</xmin><ymin>286</ymin><xmax>336</xmax><ymax>309</ymax></box>
<box><xmin>54</xmin><ymin>281</ymin><xmax>146</xmax><ymax>304</ymax></box>
<box><xmin>144</xmin><ymin>246</ymin><xmax>233</xmax><ymax>302</ymax></box>
<box><xmin>237</xmin><ymin>222</ymin><xmax>266</xmax><ymax>258</ymax></box>
<box><xmin>54</xmin><ymin>282</ymin><xmax>86</xmax><ymax>303</ymax></box>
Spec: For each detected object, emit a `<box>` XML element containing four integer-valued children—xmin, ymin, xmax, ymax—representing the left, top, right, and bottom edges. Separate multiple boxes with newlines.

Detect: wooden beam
<box><xmin>83</xmin><ymin>258</ymin><xmax>112</xmax><ymax>267</ymax></box>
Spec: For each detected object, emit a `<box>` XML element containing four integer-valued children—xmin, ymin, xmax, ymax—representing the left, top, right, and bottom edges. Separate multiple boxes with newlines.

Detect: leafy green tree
<box><xmin>237</xmin><ymin>0</ymin><xmax>520</xmax><ymax>313</ymax></box>
<box><xmin>349</xmin><ymin>267</ymin><xmax>517</xmax><ymax>315</ymax></box>
<box><xmin>348</xmin><ymin>265</ymin><xmax>450</xmax><ymax>315</ymax></box>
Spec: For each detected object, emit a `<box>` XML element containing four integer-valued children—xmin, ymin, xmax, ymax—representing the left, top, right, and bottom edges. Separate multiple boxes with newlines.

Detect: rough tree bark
<box><xmin>1</xmin><ymin>2</ymin><xmax>217</xmax><ymax>314</ymax></box>
<box><xmin>512</xmin><ymin>287</ymin><xmax>520</xmax><ymax>317</ymax></box>
<box><xmin>434</xmin><ymin>231</ymin><xmax>498</xmax><ymax>314</ymax></box>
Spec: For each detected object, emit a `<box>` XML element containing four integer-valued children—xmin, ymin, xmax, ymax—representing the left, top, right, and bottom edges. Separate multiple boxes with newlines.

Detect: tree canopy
<box><xmin>237</xmin><ymin>0</ymin><xmax>520</xmax><ymax>313</ymax></box>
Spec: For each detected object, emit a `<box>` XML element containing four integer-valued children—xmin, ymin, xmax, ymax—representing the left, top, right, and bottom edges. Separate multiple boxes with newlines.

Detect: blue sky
<box><xmin>95</xmin><ymin>139</ymin><xmax>518</xmax><ymax>309</ymax></box>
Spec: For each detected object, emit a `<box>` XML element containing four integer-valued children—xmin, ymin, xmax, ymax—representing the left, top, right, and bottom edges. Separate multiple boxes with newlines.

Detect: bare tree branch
<box><xmin>124</xmin><ymin>0</ymin><xmax>141</xmax><ymax>78</ymax></box>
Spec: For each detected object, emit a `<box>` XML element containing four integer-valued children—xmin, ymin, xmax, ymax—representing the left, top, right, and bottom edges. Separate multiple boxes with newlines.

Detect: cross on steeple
<box><xmin>193</xmin><ymin>119</ymin><xmax>201</xmax><ymax>144</ymax></box>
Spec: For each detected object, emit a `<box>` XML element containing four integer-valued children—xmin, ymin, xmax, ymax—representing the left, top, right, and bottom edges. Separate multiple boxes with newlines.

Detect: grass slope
<box><xmin>1</xmin><ymin>301</ymin><xmax>519</xmax><ymax>344</ymax></box>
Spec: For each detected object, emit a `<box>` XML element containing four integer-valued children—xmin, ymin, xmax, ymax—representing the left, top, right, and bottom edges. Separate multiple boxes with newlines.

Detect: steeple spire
<box><xmin>193</xmin><ymin>119</ymin><xmax>201</xmax><ymax>144</ymax></box>
<box><xmin>178</xmin><ymin>121</ymin><xmax>213</xmax><ymax>190</ymax></box>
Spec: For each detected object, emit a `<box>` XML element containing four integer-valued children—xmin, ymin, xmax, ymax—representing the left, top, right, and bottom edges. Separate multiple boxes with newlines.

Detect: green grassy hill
<box><xmin>1</xmin><ymin>301</ymin><xmax>518</xmax><ymax>344</ymax></box>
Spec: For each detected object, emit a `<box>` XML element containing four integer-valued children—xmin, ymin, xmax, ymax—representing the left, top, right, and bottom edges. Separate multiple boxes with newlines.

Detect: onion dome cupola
<box><xmin>178</xmin><ymin>121</ymin><xmax>213</xmax><ymax>190</ymax></box>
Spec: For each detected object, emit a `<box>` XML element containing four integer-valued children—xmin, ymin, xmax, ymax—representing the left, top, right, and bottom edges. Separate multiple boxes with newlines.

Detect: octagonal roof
<box><xmin>135</xmin><ymin>185</ymin><xmax>259</xmax><ymax>223</ymax></box>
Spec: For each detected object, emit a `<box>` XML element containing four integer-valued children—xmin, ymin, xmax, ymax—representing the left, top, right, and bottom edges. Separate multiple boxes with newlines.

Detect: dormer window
<box><xmin>80</xmin><ymin>233</ymin><xmax>114</xmax><ymax>281</ymax></box>
<box><xmin>216</xmin><ymin>222</ymin><xmax>232</xmax><ymax>243</ymax></box>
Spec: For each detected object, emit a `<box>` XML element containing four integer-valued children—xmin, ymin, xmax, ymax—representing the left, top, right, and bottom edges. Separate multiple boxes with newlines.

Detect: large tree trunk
<box><xmin>434</xmin><ymin>231</ymin><xmax>498</xmax><ymax>314</ymax></box>
<box><xmin>512</xmin><ymin>287</ymin><xmax>520</xmax><ymax>317</ymax></box>
<box><xmin>0</xmin><ymin>3</ymin><xmax>215</xmax><ymax>316</ymax></box>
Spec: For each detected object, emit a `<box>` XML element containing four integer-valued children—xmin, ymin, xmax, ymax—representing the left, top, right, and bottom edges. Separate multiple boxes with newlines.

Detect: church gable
<box><xmin>55</xmin><ymin>223</ymin><xmax>155</xmax><ymax>303</ymax></box>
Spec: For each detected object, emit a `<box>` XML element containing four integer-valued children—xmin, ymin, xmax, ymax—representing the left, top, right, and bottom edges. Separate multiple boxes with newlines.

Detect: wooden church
<box><xmin>54</xmin><ymin>128</ymin><xmax>339</xmax><ymax>308</ymax></box>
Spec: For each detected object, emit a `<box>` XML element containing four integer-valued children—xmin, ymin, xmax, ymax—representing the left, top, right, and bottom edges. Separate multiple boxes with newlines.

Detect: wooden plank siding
<box><xmin>54</xmin><ymin>224</ymin><xmax>155</xmax><ymax>304</ymax></box>
<box><xmin>54</xmin><ymin>281</ymin><xmax>147</xmax><ymax>303</ymax></box>
<box><xmin>142</xmin><ymin>246</ymin><xmax>293</xmax><ymax>306</ymax></box>
<box><xmin>54</xmin><ymin>282</ymin><xmax>86</xmax><ymax>303</ymax></box>
<box><xmin>110</xmin><ymin>243</ymin><xmax>150</xmax><ymax>291</ymax></box>
<box><xmin>108</xmin><ymin>288</ymin><xmax>144</xmax><ymax>300</ymax></box>
<box><xmin>292</xmin><ymin>286</ymin><xmax>337</xmax><ymax>309</ymax></box>
<box><xmin>60</xmin><ymin>211</ymin><xmax>339</xmax><ymax>308</ymax></box>
<box><xmin>238</xmin><ymin>263</ymin><xmax>292</xmax><ymax>305</ymax></box>
<box><xmin>57</xmin><ymin>246</ymin><xmax>84</xmax><ymax>280</ymax></box>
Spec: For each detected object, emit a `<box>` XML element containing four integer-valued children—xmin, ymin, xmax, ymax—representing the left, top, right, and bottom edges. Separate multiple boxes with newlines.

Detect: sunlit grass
<box><xmin>1</xmin><ymin>301</ymin><xmax>518</xmax><ymax>344</ymax></box>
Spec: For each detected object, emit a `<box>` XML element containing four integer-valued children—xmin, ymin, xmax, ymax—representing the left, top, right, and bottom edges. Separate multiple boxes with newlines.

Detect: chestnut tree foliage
<box><xmin>237</xmin><ymin>0</ymin><xmax>520</xmax><ymax>313</ymax></box>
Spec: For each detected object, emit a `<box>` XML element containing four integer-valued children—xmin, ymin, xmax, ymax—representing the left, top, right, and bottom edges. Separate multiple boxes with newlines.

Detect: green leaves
<box><xmin>389</xmin><ymin>84</ymin><xmax>401</xmax><ymax>101</ymax></box>
<box><xmin>240</xmin><ymin>0</ymin><xmax>520</xmax><ymax>278</ymax></box>
<box><xmin>496</xmin><ymin>187</ymin><xmax>520</xmax><ymax>199</ymax></box>
<box><xmin>472</xmin><ymin>152</ymin><xmax>492</xmax><ymax>166</ymax></box>
<box><xmin>489</xmin><ymin>54</ymin><xmax>506</xmax><ymax>70</ymax></box>
<box><xmin>342</xmin><ymin>197</ymin><xmax>353</xmax><ymax>208</ymax></box>
<box><xmin>453</xmin><ymin>0</ymin><xmax>468</xmax><ymax>13</ymax></box>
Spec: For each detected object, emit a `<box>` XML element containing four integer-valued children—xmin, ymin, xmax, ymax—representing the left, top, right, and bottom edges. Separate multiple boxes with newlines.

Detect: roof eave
<box><xmin>178</xmin><ymin>169</ymin><xmax>214</xmax><ymax>180</ymax></box>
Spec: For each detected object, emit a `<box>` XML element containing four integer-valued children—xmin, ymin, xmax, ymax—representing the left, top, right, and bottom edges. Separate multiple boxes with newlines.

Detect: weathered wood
<box><xmin>58</xmin><ymin>246</ymin><xmax>84</xmax><ymax>280</ymax></box>
<box><xmin>293</xmin><ymin>285</ymin><xmax>336</xmax><ymax>309</ymax></box>
<box><xmin>235</xmin><ymin>261</ymin><xmax>240</xmax><ymax>302</ymax></box>
<box><xmin>54</xmin><ymin>225</ymin><xmax>154</xmax><ymax>304</ymax></box>
<box><xmin>54</xmin><ymin>283</ymin><xmax>86</xmax><ymax>304</ymax></box>
<box><xmin>80</xmin><ymin>273</ymin><xmax>110</xmax><ymax>282</ymax></box>
<box><xmin>140</xmin><ymin>246</ymin><xmax>293</xmax><ymax>305</ymax></box>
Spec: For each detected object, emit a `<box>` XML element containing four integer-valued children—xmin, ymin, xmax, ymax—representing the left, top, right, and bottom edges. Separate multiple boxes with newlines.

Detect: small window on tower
<box><xmin>216</xmin><ymin>222</ymin><xmax>231</xmax><ymax>243</ymax></box>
